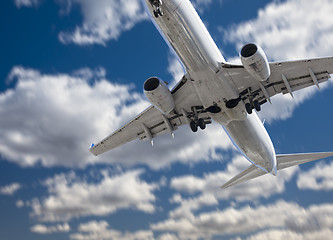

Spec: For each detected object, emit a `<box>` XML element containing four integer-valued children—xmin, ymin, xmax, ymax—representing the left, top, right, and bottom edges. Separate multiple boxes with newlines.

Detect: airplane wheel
<box><xmin>190</xmin><ymin>121</ymin><xmax>198</xmax><ymax>132</ymax></box>
<box><xmin>157</xmin><ymin>8</ymin><xmax>163</xmax><ymax>16</ymax></box>
<box><xmin>254</xmin><ymin>100</ymin><xmax>261</xmax><ymax>112</ymax></box>
<box><xmin>245</xmin><ymin>103</ymin><xmax>252</xmax><ymax>114</ymax></box>
<box><xmin>153</xmin><ymin>10</ymin><xmax>159</xmax><ymax>18</ymax></box>
<box><xmin>198</xmin><ymin>118</ymin><xmax>206</xmax><ymax>130</ymax></box>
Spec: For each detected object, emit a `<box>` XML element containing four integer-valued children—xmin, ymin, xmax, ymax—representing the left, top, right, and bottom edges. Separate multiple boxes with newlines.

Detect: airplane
<box><xmin>89</xmin><ymin>0</ymin><xmax>333</xmax><ymax>188</ymax></box>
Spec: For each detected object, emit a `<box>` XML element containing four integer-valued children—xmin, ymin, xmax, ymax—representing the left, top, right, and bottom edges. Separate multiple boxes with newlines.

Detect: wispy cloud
<box><xmin>0</xmin><ymin>182</ymin><xmax>21</xmax><ymax>195</ymax></box>
<box><xmin>14</xmin><ymin>0</ymin><xmax>40</xmax><ymax>8</ymax></box>
<box><xmin>30</xmin><ymin>223</ymin><xmax>70</xmax><ymax>234</ymax></box>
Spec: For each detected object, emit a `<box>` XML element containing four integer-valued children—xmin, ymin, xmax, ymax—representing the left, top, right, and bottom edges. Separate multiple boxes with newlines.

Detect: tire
<box><xmin>157</xmin><ymin>8</ymin><xmax>164</xmax><ymax>16</ymax></box>
<box><xmin>245</xmin><ymin>103</ymin><xmax>252</xmax><ymax>114</ymax></box>
<box><xmin>198</xmin><ymin>118</ymin><xmax>206</xmax><ymax>130</ymax></box>
<box><xmin>153</xmin><ymin>10</ymin><xmax>159</xmax><ymax>18</ymax></box>
<box><xmin>190</xmin><ymin>121</ymin><xmax>198</xmax><ymax>132</ymax></box>
<box><xmin>254</xmin><ymin>100</ymin><xmax>261</xmax><ymax>112</ymax></box>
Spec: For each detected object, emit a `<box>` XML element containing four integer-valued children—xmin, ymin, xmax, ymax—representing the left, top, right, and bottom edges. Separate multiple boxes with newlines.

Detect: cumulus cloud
<box><xmin>0</xmin><ymin>66</ymin><xmax>233</xmax><ymax>169</ymax></box>
<box><xmin>167</xmin><ymin>55</ymin><xmax>185</xmax><ymax>89</ymax></box>
<box><xmin>222</xmin><ymin>0</ymin><xmax>333</xmax><ymax>123</ymax></box>
<box><xmin>152</xmin><ymin>201</ymin><xmax>333</xmax><ymax>240</ymax></box>
<box><xmin>297</xmin><ymin>161</ymin><xmax>333</xmax><ymax>191</ymax></box>
<box><xmin>30</xmin><ymin>223</ymin><xmax>70</xmax><ymax>234</ymax></box>
<box><xmin>169</xmin><ymin>193</ymin><xmax>218</xmax><ymax>219</ymax></box>
<box><xmin>58</xmin><ymin>0</ymin><xmax>148</xmax><ymax>45</ymax></box>
<box><xmin>224</xmin><ymin>0</ymin><xmax>333</xmax><ymax>60</ymax></box>
<box><xmin>170</xmin><ymin>155</ymin><xmax>298</xmax><ymax>202</ymax></box>
<box><xmin>245</xmin><ymin>228</ymin><xmax>333</xmax><ymax>240</ymax></box>
<box><xmin>0</xmin><ymin>183</ymin><xmax>21</xmax><ymax>195</ymax></box>
<box><xmin>14</xmin><ymin>0</ymin><xmax>40</xmax><ymax>8</ymax></box>
<box><xmin>70</xmin><ymin>220</ymin><xmax>154</xmax><ymax>240</ymax></box>
<box><xmin>27</xmin><ymin>169</ymin><xmax>157</xmax><ymax>222</ymax></box>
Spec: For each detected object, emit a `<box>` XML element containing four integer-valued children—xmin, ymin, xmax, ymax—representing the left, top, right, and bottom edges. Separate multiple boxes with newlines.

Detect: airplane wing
<box><xmin>221</xmin><ymin>152</ymin><xmax>333</xmax><ymax>189</ymax></box>
<box><xmin>89</xmin><ymin>76</ymin><xmax>212</xmax><ymax>156</ymax></box>
<box><xmin>220</xmin><ymin>57</ymin><xmax>333</xmax><ymax>105</ymax></box>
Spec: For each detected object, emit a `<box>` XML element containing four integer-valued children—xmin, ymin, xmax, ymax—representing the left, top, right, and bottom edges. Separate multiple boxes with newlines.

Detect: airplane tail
<box><xmin>221</xmin><ymin>152</ymin><xmax>333</xmax><ymax>189</ymax></box>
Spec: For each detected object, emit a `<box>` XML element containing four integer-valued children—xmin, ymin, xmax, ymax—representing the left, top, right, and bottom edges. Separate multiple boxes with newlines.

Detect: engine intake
<box><xmin>240</xmin><ymin>43</ymin><xmax>271</xmax><ymax>82</ymax></box>
<box><xmin>144</xmin><ymin>77</ymin><xmax>175</xmax><ymax>114</ymax></box>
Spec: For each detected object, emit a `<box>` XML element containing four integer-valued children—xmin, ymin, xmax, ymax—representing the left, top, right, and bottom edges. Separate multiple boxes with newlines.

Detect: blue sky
<box><xmin>1</xmin><ymin>0</ymin><xmax>333</xmax><ymax>239</ymax></box>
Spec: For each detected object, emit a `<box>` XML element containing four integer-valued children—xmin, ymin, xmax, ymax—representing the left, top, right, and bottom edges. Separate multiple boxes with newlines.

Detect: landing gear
<box><xmin>183</xmin><ymin>106</ymin><xmax>213</xmax><ymax>133</ymax></box>
<box><xmin>253</xmin><ymin>100</ymin><xmax>261</xmax><ymax>112</ymax></box>
<box><xmin>245</xmin><ymin>100</ymin><xmax>261</xmax><ymax>114</ymax></box>
<box><xmin>198</xmin><ymin>118</ymin><xmax>206</xmax><ymax>130</ymax></box>
<box><xmin>190</xmin><ymin>118</ymin><xmax>205</xmax><ymax>132</ymax></box>
<box><xmin>245</xmin><ymin>103</ymin><xmax>252</xmax><ymax>114</ymax></box>
<box><xmin>226</xmin><ymin>88</ymin><xmax>262</xmax><ymax>115</ymax></box>
<box><xmin>153</xmin><ymin>8</ymin><xmax>163</xmax><ymax>18</ymax></box>
<box><xmin>151</xmin><ymin>0</ymin><xmax>163</xmax><ymax>18</ymax></box>
<box><xmin>190</xmin><ymin>121</ymin><xmax>198</xmax><ymax>132</ymax></box>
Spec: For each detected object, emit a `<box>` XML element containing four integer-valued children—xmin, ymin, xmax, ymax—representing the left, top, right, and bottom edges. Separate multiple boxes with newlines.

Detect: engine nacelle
<box><xmin>240</xmin><ymin>43</ymin><xmax>271</xmax><ymax>81</ymax></box>
<box><xmin>144</xmin><ymin>77</ymin><xmax>175</xmax><ymax>114</ymax></box>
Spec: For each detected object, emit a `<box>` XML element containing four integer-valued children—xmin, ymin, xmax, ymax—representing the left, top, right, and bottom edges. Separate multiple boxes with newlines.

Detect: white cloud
<box><xmin>245</xmin><ymin>228</ymin><xmax>333</xmax><ymax>240</ymax></box>
<box><xmin>167</xmin><ymin>55</ymin><xmax>185</xmax><ymax>89</ymax></box>
<box><xmin>14</xmin><ymin>0</ymin><xmax>40</xmax><ymax>8</ymax></box>
<box><xmin>16</xmin><ymin>200</ymin><xmax>25</xmax><ymax>208</ymax></box>
<box><xmin>169</xmin><ymin>193</ymin><xmax>218</xmax><ymax>219</ymax></box>
<box><xmin>297</xmin><ymin>161</ymin><xmax>333</xmax><ymax>191</ymax></box>
<box><xmin>27</xmin><ymin>169</ymin><xmax>157</xmax><ymax>222</ymax></box>
<box><xmin>0</xmin><ymin>66</ymin><xmax>233</xmax><ymax>169</ymax></box>
<box><xmin>192</xmin><ymin>0</ymin><xmax>214</xmax><ymax>13</ymax></box>
<box><xmin>157</xmin><ymin>233</ymin><xmax>179</xmax><ymax>240</ymax></box>
<box><xmin>0</xmin><ymin>183</ymin><xmax>21</xmax><ymax>195</ymax></box>
<box><xmin>222</xmin><ymin>0</ymin><xmax>333</xmax><ymax>123</ymax></box>
<box><xmin>170</xmin><ymin>155</ymin><xmax>297</xmax><ymax>202</ymax></box>
<box><xmin>259</xmin><ymin>82</ymin><xmax>332</xmax><ymax>123</ymax></box>
<box><xmin>58</xmin><ymin>0</ymin><xmax>148</xmax><ymax>45</ymax></box>
<box><xmin>30</xmin><ymin>223</ymin><xmax>70</xmax><ymax>234</ymax></box>
<box><xmin>70</xmin><ymin>220</ymin><xmax>154</xmax><ymax>240</ymax></box>
<box><xmin>152</xmin><ymin>201</ymin><xmax>333</xmax><ymax>240</ymax></box>
<box><xmin>224</xmin><ymin>0</ymin><xmax>333</xmax><ymax>60</ymax></box>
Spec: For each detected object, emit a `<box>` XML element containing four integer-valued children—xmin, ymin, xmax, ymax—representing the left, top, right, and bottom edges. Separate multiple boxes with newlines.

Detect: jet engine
<box><xmin>240</xmin><ymin>43</ymin><xmax>271</xmax><ymax>82</ymax></box>
<box><xmin>144</xmin><ymin>77</ymin><xmax>175</xmax><ymax>114</ymax></box>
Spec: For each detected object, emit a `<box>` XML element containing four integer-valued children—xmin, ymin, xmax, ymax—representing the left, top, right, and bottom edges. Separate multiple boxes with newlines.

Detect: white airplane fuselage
<box><xmin>144</xmin><ymin>0</ymin><xmax>277</xmax><ymax>174</ymax></box>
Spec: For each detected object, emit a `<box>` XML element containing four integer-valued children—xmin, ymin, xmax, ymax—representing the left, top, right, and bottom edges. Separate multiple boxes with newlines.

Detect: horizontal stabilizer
<box><xmin>221</xmin><ymin>152</ymin><xmax>333</xmax><ymax>189</ymax></box>
<box><xmin>276</xmin><ymin>152</ymin><xmax>333</xmax><ymax>170</ymax></box>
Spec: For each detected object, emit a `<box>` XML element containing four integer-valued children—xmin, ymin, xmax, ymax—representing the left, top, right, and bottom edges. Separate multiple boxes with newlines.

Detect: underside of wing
<box><xmin>220</xmin><ymin>57</ymin><xmax>333</xmax><ymax>106</ymax></box>
<box><xmin>90</xmin><ymin>75</ymin><xmax>212</xmax><ymax>156</ymax></box>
